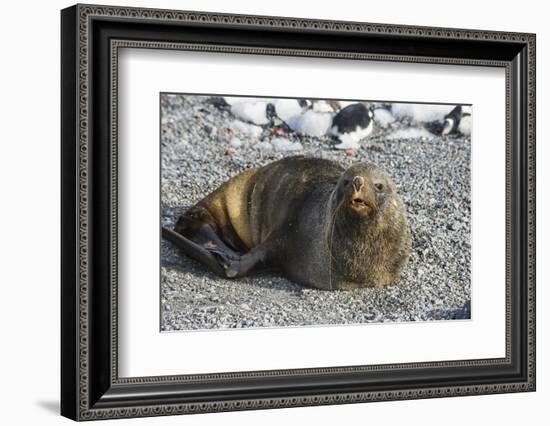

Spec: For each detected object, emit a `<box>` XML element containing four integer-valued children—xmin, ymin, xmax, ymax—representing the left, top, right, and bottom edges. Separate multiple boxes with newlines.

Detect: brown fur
<box><xmin>170</xmin><ymin>156</ymin><xmax>411</xmax><ymax>290</ymax></box>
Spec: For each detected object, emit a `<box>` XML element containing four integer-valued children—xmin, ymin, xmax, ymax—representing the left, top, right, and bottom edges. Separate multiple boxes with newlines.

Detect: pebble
<box><xmin>229</xmin><ymin>137</ymin><xmax>242</xmax><ymax>148</ymax></box>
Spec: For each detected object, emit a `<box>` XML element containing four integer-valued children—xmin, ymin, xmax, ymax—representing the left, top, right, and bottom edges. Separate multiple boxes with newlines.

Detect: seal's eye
<box><xmin>374</xmin><ymin>183</ymin><xmax>384</xmax><ymax>192</ymax></box>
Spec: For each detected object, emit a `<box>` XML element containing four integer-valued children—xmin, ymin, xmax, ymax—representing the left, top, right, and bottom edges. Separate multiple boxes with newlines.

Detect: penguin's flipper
<box><xmin>423</xmin><ymin>120</ymin><xmax>444</xmax><ymax>135</ymax></box>
<box><xmin>162</xmin><ymin>227</ymin><xmax>226</xmax><ymax>277</ymax></box>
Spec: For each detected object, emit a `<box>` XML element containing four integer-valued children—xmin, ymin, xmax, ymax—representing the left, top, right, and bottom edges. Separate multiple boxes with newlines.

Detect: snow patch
<box><xmin>230</xmin><ymin>101</ymin><xmax>269</xmax><ymax>125</ymax></box>
<box><xmin>373</xmin><ymin>108</ymin><xmax>395</xmax><ymax>128</ymax></box>
<box><xmin>272</xmin><ymin>99</ymin><xmax>304</xmax><ymax>122</ymax></box>
<box><xmin>392</xmin><ymin>103</ymin><xmax>454</xmax><ymax>122</ymax></box>
<box><xmin>458</xmin><ymin>115</ymin><xmax>472</xmax><ymax>136</ymax></box>
<box><xmin>222</xmin><ymin>96</ymin><xmax>243</xmax><ymax>106</ymax></box>
<box><xmin>311</xmin><ymin>101</ymin><xmax>335</xmax><ymax>113</ymax></box>
<box><xmin>287</xmin><ymin>110</ymin><xmax>332</xmax><ymax>137</ymax></box>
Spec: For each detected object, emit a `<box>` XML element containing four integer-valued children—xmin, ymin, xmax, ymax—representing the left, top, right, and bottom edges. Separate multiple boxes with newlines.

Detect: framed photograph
<box><xmin>61</xmin><ymin>4</ymin><xmax>536</xmax><ymax>421</ymax></box>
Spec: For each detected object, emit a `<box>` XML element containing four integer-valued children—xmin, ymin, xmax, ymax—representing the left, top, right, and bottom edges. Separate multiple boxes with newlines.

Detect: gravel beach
<box><xmin>160</xmin><ymin>94</ymin><xmax>471</xmax><ymax>331</ymax></box>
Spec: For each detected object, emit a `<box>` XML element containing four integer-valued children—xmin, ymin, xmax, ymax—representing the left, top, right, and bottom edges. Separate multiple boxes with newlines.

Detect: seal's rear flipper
<box><xmin>162</xmin><ymin>227</ymin><xmax>226</xmax><ymax>277</ymax></box>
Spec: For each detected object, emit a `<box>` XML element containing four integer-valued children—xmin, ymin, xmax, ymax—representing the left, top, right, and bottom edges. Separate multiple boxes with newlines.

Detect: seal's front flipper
<box><xmin>193</xmin><ymin>224</ymin><xmax>242</xmax><ymax>261</ymax></box>
<box><xmin>224</xmin><ymin>246</ymin><xmax>267</xmax><ymax>278</ymax></box>
<box><xmin>162</xmin><ymin>227</ymin><xmax>226</xmax><ymax>277</ymax></box>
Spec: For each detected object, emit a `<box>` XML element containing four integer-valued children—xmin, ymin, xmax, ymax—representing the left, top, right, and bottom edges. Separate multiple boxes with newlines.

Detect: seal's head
<box><xmin>330</xmin><ymin>161</ymin><xmax>411</xmax><ymax>287</ymax></box>
<box><xmin>335</xmin><ymin>162</ymin><xmax>396</xmax><ymax>220</ymax></box>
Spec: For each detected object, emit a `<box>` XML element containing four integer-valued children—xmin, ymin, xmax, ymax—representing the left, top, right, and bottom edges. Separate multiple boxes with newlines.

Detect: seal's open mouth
<box><xmin>352</xmin><ymin>198</ymin><xmax>368</xmax><ymax>207</ymax></box>
<box><xmin>350</xmin><ymin>197</ymin><xmax>372</xmax><ymax>212</ymax></box>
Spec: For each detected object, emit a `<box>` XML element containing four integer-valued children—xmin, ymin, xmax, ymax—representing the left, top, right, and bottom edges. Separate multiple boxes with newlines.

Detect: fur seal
<box><xmin>163</xmin><ymin>156</ymin><xmax>411</xmax><ymax>290</ymax></box>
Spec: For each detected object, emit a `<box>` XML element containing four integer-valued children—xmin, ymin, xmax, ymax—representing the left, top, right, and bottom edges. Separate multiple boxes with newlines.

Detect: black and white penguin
<box><xmin>424</xmin><ymin>105</ymin><xmax>470</xmax><ymax>136</ymax></box>
<box><xmin>330</xmin><ymin>103</ymin><xmax>374</xmax><ymax>149</ymax></box>
<box><xmin>441</xmin><ymin>105</ymin><xmax>463</xmax><ymax>136</ymax></box>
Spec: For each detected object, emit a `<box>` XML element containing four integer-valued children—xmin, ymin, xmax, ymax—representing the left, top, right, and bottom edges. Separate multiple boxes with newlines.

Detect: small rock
<box><xmin>229</xmin><ymin>137</ymin><xmax>242</xmax><ymax>148</ymax></box>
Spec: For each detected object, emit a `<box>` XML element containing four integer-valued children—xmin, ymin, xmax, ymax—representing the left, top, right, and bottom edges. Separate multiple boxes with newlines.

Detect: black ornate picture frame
<box><xmin>61</xmin><ymin>4</ymin><xmax>536</xmax><ymax>421</ymax></box>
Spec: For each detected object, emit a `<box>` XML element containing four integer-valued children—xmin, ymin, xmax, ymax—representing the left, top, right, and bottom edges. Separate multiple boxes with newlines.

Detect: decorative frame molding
<box><xmin>61</xmin><ymin>3</ymin><xmax>536</xmax><ymax>421</ymax></box>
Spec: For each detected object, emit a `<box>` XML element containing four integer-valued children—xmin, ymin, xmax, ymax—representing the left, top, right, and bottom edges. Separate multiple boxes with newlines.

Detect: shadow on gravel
<box><xmin>427</xmin><ymin>300</ymin><xmax>472</xmax><ymax>320</ymax></box>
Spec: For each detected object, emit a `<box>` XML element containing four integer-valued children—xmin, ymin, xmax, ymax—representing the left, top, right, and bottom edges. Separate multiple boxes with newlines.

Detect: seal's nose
<box><xmin>352</xmin><ymin>176</ymin><xmax>364</xmax><ymax>192</ymax></box>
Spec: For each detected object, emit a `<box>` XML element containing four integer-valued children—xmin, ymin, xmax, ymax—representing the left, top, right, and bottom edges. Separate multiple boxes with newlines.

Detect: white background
<box><xmin>119</xmin><ymin>50</ymin><xmax>505</xmax><ymax>377</ymax></box>
<box><xmin>0</xmin><ymin>0</ymin><xmax>547</xmax><ymax>425</ymax></box>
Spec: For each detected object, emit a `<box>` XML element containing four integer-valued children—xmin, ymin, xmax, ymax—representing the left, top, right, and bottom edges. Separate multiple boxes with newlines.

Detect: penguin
<box><xmin>330</xmin><ymin>103</ymin><xmax>374</xmax><ymax>149</ymax></box>
<box><xmin>441</xmin><ymin>105</ymin><xmax>463</xmax><ymax>136</ymax></box>
<box><xmin>424</xmin><ymin>105</ymin><xmax>469</xmax><ymax>136</ymax></box>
